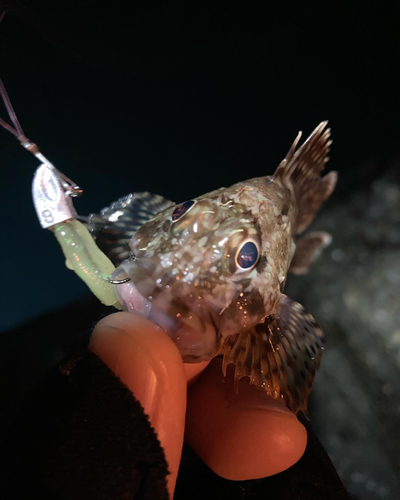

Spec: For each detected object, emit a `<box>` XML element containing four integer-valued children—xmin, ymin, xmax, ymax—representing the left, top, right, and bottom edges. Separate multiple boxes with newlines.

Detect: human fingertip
<box><xmin>185</xmin><ymin>358</ymin><xmax>307</xmax><ymax>480</ymax></box>
<box><xmin>184</xmin><ymin>361</ymin><xmax>210</xmax><ymax>386</ymax></box>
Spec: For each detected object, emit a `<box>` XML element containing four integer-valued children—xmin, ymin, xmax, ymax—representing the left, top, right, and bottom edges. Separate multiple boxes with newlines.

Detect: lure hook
<box><xmin>106</xmin><ymin>277</ymin><xmax>131</xmax><ymax>285</ymax></box>
<box><xmin>108</xmin><ymin>268</ymin><xmax>131</xmax><ymax>284</ymax></box>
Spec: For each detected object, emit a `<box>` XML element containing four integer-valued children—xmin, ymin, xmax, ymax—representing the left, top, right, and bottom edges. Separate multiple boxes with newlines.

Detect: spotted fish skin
<box><xmin>88</xmin><ymin>122</ymin><xmax>337</xmax><ymax>414</ymax></box>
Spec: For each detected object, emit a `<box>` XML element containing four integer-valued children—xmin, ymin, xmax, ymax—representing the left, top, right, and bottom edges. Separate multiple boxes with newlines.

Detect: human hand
<box><xmin>89</xmin><ymin>312</ymin><xmax>307</xmax><ymax>499</ymax></box>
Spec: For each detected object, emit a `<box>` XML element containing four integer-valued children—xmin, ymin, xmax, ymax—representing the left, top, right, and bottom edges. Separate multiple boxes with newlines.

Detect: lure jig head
<box><xmin>0</xmin><ymin>79</ymin><xmax>82</xmax><ymax>226</ymax></box>
<box><xmin>0</xmin><ymin>80</ymin><xmax>123</xmax><ymax>307</ymax></box>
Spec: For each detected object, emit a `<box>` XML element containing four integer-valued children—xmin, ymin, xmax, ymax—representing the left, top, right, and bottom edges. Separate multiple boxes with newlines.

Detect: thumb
<box><xmin>89</xmin><ymin>312</ymin><xmax>187</xmax><ymax>499</ymax></box>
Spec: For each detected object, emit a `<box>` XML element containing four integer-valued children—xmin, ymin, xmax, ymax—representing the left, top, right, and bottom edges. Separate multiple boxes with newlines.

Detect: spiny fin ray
<box><xmin>274</xmin><ymin>122</ymin><xmax>336</xmax><ymax>234</ymax></box>
<box><xmin>222</xmin><ymin>295</ymin><xmax>325</xmax><ymax>415</ymax></box>
<box><xmin>80</xmin><ymin>192</ymin><xmax>174</xmax><ymax>266</ymax></box>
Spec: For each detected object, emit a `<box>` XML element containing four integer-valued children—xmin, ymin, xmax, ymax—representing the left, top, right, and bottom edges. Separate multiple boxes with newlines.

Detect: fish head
<box><xmin>114</xmin><ymin>188</ymin><xmax>275</xmax><ymax>362</ymax></box>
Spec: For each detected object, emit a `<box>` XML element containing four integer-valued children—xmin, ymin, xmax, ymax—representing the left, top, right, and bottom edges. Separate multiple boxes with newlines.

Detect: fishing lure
<box><xmin>0</xmin><ymin>81</ymin><xmax>337</xmax><ymax>415</ymax></box>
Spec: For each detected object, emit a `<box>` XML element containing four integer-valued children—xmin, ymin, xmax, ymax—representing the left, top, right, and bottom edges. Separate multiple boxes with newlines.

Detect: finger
<box><xmin>184</xmin><ymin>361</ymin><xmax>211</xmax><ymax>387</ymax></box>
<box><xmin>185</xmin><ymin>358</ymin><xmax>307</xmax><ymax>480</ymax></box>
<box><xmin>89</xmin><ymin>312</ymin><xmax>187</xmax><ymax>499</ymax></box>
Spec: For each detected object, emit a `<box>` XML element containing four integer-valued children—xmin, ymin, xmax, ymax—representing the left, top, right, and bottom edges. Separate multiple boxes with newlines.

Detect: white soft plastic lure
<box><xmin>1</xmin><ymin>81</ymin><xmax>337</xmax><ymax>415</ymax></box>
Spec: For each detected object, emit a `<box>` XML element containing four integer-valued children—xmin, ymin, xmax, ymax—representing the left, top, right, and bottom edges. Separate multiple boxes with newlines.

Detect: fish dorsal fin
<box><xmin>274</xmin><ymin>122</ymin><xmax>337</xmax><ymax>234</ymax></box>
<box><xmin>80</xmin><ymin>192</ymin><xmax>174</xmax><ymax>266</ymax></box>
<box><xmin>222</xmin><ymin>294</ymin><xmax>325</xmax><ymax>415</ymax></box>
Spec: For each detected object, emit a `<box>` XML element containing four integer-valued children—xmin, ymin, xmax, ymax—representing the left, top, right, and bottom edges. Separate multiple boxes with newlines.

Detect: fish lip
<box><xmin>111</xmin><ymin>265</ymin><xmax>181</xmax><ymax>333</ymax></box>
<box><xmin>112</xmin><ymin>261</ymin><xmax>220</xmax><ymax>360</ymax></box>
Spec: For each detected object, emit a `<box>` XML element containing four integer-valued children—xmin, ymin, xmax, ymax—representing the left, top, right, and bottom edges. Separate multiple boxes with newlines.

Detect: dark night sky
<box><xmin>0</xmin><ymin>1</ymin><xmax>399</xmax><ymax>330</ymax></box>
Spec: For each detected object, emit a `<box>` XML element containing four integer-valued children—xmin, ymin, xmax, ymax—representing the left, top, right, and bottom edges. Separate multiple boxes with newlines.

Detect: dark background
<box><xmin>1</xmin><ymin>2</ymin><xmax>400</xmax><ymax>499</ymax></box>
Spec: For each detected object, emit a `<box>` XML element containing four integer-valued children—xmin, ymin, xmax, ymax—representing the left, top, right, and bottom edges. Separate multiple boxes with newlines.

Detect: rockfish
<box><xmin>85</xmin><ymin>122</ymin><xmax>337</xmax><ymax>415</ymax></box>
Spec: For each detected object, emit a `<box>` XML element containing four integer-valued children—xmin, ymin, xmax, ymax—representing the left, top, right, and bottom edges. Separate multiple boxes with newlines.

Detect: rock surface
<box><xmin>286</xmin><ymin>168</ymin><xmax>400</xmax><ymax>500</ymax></box>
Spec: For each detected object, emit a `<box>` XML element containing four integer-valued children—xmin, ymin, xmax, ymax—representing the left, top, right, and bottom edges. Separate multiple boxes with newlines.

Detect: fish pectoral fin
<box><xmin>79</xmin><ymin>192</ymin><xmax>174</xmax><ymax>266</ymax></box>
<box><xmin>221</xmin><ymin>295</ymin><xmax>325</xmax><ymax>415</ymax></box>
<box><xmin>289</xmin><ymin>231</ymin><xmax>332</xmax><ymax>275</ymax></box>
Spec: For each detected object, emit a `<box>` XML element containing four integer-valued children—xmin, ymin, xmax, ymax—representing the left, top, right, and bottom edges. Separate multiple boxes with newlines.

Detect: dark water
<box><xmin>0</xmin><ymin>2</ymin><xmax>399</xmax><ymax>498</ymax></box>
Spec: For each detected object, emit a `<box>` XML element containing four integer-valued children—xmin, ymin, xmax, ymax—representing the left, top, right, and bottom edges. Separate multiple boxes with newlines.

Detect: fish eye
<box><xmin>172</xmin><ymin>200</ymin><xmax>196</xmax><ymax>222</ymax></box>
<box><xmin>235</xmin><ymin>239</ymin><xmax>260</xmax><ymax>271</ymax></box>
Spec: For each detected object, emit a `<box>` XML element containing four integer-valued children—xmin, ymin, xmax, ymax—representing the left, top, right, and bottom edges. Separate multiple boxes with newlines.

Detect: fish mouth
<box><xmin>111</xmin><ymin>262</ymin><xmax>220</xmax><ymax>362</ymax></box>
